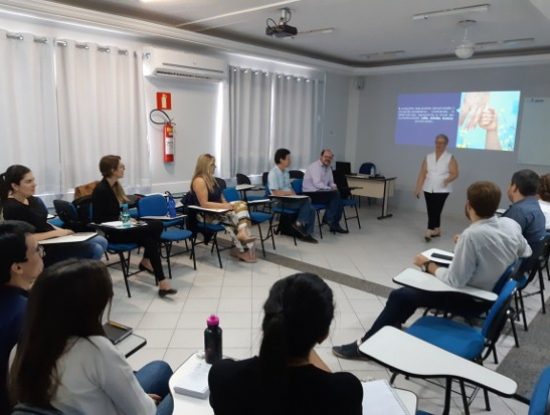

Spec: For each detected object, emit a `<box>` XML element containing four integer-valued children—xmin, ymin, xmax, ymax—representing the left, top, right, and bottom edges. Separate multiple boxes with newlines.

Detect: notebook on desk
<box><xmin>362</xmin><ymin>379</ymin><xmax>411</xmax><ymax>415</ymax></box>
<box><xmin>173</xmin><ymin>354</ymin><xmax>212</xmax><ymax>399</ymax></box>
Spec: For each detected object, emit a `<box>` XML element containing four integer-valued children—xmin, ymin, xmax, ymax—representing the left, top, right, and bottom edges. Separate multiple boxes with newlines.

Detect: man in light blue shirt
<box><xmin>268</xmin><ymin>148</ymin><xmax>317</xmax><ymax>243</ymax></box>
<box><xmin>333</xmin><ymin>181</ymin><xmax>531</xmax><ymax>360</ymax></box>
<box><xmin>303</xmin><ymin>149</ymin><xmax>347</xmax><ymax>233</ymax></box>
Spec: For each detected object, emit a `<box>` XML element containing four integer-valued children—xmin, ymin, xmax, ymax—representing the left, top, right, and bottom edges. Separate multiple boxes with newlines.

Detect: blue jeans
<box><xmin>43</xmin><ymin>235</ymin><xmax>108</xmax><ymax>266</ymax></box>
<box><xmin>282</xmin><ymin>199</ymin><xmax>316</xmax><ymax>235</ymax></box>
<box><xmin>304</xmin><ymin>190</ymin><xmax>343</xmax><ymax>226</ymax></box>
<box><xmin>135</xmin><ymin>360</ymin><xmax>174</xmax><ymax>415</ymax></box>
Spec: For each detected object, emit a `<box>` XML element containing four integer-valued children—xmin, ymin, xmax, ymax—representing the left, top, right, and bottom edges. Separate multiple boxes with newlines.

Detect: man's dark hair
<box><xmin>467</xmin><ymin>181</ymin><xmax>501</xmax><ymax>219</ymax></box>
<box><xmin>511</xmin><ymin>169</ymin><xmax>539</xmax><ymax>196</ymax></box>
<box><xmin>274</xmin><ymin>148</ymin><xmax>290</xmax><ymax>165</ymax></box>
<box><xmin>0</xmin><ymin>220</ymin><xmax>35</xmax><ymax>284</ymax></box>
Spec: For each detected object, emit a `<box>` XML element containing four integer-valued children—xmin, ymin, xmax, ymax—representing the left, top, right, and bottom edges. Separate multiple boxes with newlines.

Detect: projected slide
<box><xmin>395</xmin><ymin>91</ymin><xmax>521</xmax><ymax>151</ymax></box>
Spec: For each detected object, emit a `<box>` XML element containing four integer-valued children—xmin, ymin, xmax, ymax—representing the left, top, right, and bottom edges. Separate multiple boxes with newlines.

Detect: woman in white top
<box><xmin>414</xmin><ymin>134</ymin><xmax>459</xmax><ymax>241</ymax></box>
<box><xmin>538</xmin><ymin>174</ymin><xmax>550</xmax><ymax>229</ymax></box>
<box><xmin>9</xmin><ymin>259</ymin><xmax>173</xmax><ymax>415</ymax></box>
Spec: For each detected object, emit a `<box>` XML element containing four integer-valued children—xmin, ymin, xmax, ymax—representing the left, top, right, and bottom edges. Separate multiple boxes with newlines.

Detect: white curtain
<box><xmin>271</xmin><ymin>75</ymin><xmax>321</xmax><ymax>169</ymax></box>
<box><xmin>55</xmin><ymin>42</ymin><xmax>149</xmax><ymax>192</ymax></box>
<box><xmin>0</xmin><ymin>30</ymin><xmax>60</xmax><ymax>195</ymax></box>
<box><xmin>228</xmin><ymin>67</ymin><xmax>273</xmax><ymax>176</ymax></box>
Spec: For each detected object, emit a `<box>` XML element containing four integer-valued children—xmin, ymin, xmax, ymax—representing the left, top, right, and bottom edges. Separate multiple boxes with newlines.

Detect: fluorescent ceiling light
<box><xmin>413</xmin><ymin>4</ymin><xmax>489</xmax><ymax>20</ymax></box>
<box><xmin>176</xmin><ymin>0</ymin><xmax>301</xmax><ymax>27</ymax></box>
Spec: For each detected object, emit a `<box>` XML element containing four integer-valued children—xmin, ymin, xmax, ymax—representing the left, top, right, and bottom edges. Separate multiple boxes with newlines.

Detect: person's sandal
<box><xmin>424</xmin><ymin>230</ymin><xmax>432</xmax><ymax>242</ymax></box>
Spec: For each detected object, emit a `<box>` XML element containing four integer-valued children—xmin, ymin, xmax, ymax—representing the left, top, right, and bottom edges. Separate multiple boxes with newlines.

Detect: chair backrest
<box><xmin>291</xmin><ymin>179</ymin><xmax>303</xmax><ymax>194</ymax></box>
<box><xmin>528</xmin><ymin>366</ymin><xmax>550</xmax><ymax>415</ymax></box>
<box><xmin>223</xmin><ymin>187</ymin><xmax>241</xmax><ymax>203</ymax></box>
<box><xmin>215</xmin><ymin>177</ymin><xmax>227</xmax><ymax>190</ymax></box>
<box><xmin>492</xmin><ymin>259</ymin><xmax>521</xmax><ymax>294</ymax></box>
<box><xmin>359</xmin><ymin>162</ymin><xmax>376</xmax><ymax>175</ymax></box>
<box><xmin>74</xmin><ymin>181</ymin><xmax>99</xmax><ymax>199</ymax></box>
<box><xmin>289</xmin><ymin>170</ymin><xmax>304</xmax><ymax>180</ymax></box>
<box><xmin>482</xmin><ymin>279</ymin><xmax>517</xmax><ymax>341</ymax></box>
<box><xmin>236</xmin><ymin>173</ymin><xmax>251</xmax><ymax>185</ymax></box>
<box><xmin>137</xmin><ymin>194</ymin><xmax>167</xmax><ymax>217</ymax></box>
<box><xmin>262</xmin><ymin>172</ymin><xmax>269</xmax><ymax>187</ymax></box>
<box><xmin>332</xmin><ymin>169</ymin><xmax>352</xmax><ymax>199</ymax></box>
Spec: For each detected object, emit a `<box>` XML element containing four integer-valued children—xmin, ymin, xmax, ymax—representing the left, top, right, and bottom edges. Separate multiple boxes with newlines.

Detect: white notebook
<box><xmin>362</xmin><ymin>380</ymin><xmax>411</xmax><ymax>415</ymax></box>
<box><xmin>173</xmin><ymin>354</ymin><xmax>212</xmax><ymax>399</ymax></box>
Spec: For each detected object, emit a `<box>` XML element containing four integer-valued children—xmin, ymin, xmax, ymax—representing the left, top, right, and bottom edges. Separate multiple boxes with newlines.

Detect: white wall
<box><xmin>0</xmin><ymin>11</ymin><xmax>352</xmax><ymax>197</ymax></box>
<box><xmin>354</xmin><ymin>64</ymin><xmax>550</xmax><ymax>216</ymax></box>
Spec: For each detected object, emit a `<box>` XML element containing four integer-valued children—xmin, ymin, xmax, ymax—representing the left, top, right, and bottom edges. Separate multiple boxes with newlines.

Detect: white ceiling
<box><xmin>48</xmin><ymin>0</ymin><xmax>550</xmax><ymax>66</ymax></box>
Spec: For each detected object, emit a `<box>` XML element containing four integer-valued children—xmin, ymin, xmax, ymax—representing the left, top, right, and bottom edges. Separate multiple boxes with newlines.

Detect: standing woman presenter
<box><xmin>414</xmin><ymin>134</ymin><xmax>459</xmax><ymax>241</ymax></box>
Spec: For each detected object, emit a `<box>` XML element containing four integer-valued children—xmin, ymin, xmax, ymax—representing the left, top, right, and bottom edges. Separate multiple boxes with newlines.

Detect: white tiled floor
<box><xmin>109</xmin><ymin>204</ymin><xmax>545</xmax><ymax>414</ymax></box>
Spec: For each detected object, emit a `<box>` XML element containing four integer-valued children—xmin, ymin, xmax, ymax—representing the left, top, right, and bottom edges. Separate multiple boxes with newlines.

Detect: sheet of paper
<box><xmin>362</xmin><ymin>380</ymin><xmax>411</xmax><ymax>415</ymax></box>
<box><xmin>39</xmin><ymin>232</ymin><xmax>98</xmax><ymax>245</ymax></box>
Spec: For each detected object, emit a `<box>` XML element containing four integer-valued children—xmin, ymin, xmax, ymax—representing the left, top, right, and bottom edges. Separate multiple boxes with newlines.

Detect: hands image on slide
<box><xmin>456</xmin><ymin>90</ymin><xmax>520</xmax><ymax>151</ymax></box>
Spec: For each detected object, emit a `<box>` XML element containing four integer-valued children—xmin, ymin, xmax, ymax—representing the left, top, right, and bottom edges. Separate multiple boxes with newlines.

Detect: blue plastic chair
<box><xmin>404</xmin><ymin>280</ymin><xmax>518</xmax><ymax>413</ymax></box>
<box><xmin>223</xmin><ymin>187</ymin><xmax>275</xmax><ymax>257</ymax></box>
<box><xmin>137</xmin><ymin>194</ymin><xmax>195</xmax><ymax>278</ymax></box>
<box><xmin>291</xmin><ymin>179</ymin><xmax>327</xmax><ymax>238</ymax></box>
<box><xmin>359</xmin><ymin>162</ymin><xmax>376</xmax><ymax>175</ymax></box>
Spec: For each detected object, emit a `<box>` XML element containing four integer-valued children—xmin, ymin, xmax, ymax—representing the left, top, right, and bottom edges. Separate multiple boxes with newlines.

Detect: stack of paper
<box><xmin>362</xmin><ymin>380</ymin><xmax>411</xmax><ymax>415</ymax></box>
<box><xmin>173</xmin><ymin>355</ymin><xmax>212</xmax><ymax>399</ymax></box>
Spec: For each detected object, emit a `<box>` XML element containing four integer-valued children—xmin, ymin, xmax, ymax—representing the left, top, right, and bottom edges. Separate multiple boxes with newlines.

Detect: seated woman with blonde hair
<box><xmin>190</xmin><ymin>154</ymin><xmax>257</xmax><ymax>263</ymax></box>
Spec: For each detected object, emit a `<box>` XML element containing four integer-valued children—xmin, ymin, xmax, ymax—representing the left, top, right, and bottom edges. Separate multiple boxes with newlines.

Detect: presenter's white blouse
<box><xmin>423</xmin><ymin>151</ymin><xmax>453</xmax><ymax>193</ymax></box>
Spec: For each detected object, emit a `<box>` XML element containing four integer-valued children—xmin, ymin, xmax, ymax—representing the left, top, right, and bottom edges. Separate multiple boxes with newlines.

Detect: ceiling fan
<box><xmin>265</xmin><ymin>8</ymin><xmax>334</xmax><ymax>39</ymax></box>
<box><xmin>454</xmin><ymin>19</ymin><xmax>535</xmax><ymax>59</ymax></box>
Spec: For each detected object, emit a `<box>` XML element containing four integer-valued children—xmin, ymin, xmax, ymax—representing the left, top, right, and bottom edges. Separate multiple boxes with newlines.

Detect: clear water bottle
<box><xmin>370</xmin><ymin>166</ymin><xmax>375</xmax><ymax>177</ymax></box>
<box><xmin>120</xmin><ymin>204</ymin><xmax>131</xmax><ymax>227</ymax></box>
<box><xmin>166</xmin><ymin>191</ymin><xmax>177</xmax><ymax>218</ymax></box>
<box><xmin>204</xmin><ymin>314</ymin><xmax>222</xmax><ymax>364</ymax></box>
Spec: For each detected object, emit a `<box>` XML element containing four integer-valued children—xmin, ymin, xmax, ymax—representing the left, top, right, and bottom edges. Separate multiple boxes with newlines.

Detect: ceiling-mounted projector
<box><xmin>266</xmin><ymin>7</ymin><xmax>298</xmax><ymax>38</ymax></box>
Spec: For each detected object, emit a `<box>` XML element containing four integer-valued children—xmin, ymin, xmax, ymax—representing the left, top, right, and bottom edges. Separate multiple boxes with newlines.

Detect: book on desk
<box><xmin>173</xmin><ymin>354</ymin><xmax>212</xmax><ymax>399</ymax></box>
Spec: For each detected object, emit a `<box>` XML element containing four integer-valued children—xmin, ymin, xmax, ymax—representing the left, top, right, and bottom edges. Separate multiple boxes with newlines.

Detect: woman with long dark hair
<box><xmin>9</xmin><ymin>259</ymin><xmax>173</xmax><ymax>414</ymax></box>
<box><xmin>92</xmin><ymin>155</ymin><xmax>176</xmax><ymax>297</ymax></box>
<box><xmin>191</xmin><ymin>153</ymin><xmax>257</xmax><ymax>262</ymax></box>
<box><xmin>0</xmin><ymin>164</ymin><xmax>108</xmax><ymax>266</ymax></box>
<box><xmin>208</xmin><ymin>273</ymin><xmax>363</xmax><ymax>414</ymax></box>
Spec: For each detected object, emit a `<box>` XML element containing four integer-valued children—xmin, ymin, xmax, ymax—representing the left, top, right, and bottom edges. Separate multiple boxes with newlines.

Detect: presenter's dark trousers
<box><xmin>424</xmin><ymin>191</ymin><xmax>449</xmax><ymax>230</ymax></box>
<box><xmin>303</xmin><ymin>190</ymin><xmax>343</xmax><ymax>226</ymax></box>
<box><xmin>360</xmin><ymin>287</ymin><xmax>491</xmax><ymax>342</ymax></box>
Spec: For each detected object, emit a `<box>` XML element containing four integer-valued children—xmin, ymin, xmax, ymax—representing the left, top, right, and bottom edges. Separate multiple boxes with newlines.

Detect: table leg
<box><xmin>377</xmin><ymin>179</ymin><xmax>393</xmax><ymax>220</ymax></box>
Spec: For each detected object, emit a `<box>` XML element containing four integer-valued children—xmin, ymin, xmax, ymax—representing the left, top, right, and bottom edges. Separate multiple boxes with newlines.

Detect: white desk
<box><xmin>346</xmin><ymin>175</ymin><xmax>396</xmax><ymax>219</ymax></box>
<box><xmin>170</xmin><ymin>353</ymin><xmax>417</xmax><ymax>415</ymax></box>
<box><xmin>359</xmin><ymin>327</ymin><xmax>517</xmax><ymax>415</ymax></box>
<box><xmin>393</xmin><ymin>268</ymin><xmax>497</xmax><ymax>302</ymax></box>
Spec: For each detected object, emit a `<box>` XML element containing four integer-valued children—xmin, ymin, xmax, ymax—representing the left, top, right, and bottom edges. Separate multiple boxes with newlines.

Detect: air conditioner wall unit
<box><xmin>143</xmin><ymin>47</ymin><xmax>227</xmax><ymax>81</ymax></box>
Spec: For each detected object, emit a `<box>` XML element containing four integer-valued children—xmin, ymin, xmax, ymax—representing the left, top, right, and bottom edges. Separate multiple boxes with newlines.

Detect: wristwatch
<box><xmin>421</xmin><ymin>260</ymin><xmax>433</xmax><ymax>273</ymax></box>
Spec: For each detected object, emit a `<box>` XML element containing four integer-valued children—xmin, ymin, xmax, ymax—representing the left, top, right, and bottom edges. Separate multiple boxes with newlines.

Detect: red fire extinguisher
<box><xmin>150</xmin><ymin>109</ymin><xmax>175</xmax><ymax>164</ymax></box>
<box><xmin>163</xmin><ymin>122</ymin><xmax>174</xmax><ymax>163</ymax></box>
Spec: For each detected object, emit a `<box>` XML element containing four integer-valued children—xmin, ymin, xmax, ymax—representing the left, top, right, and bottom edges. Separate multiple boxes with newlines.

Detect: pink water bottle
<box><xmin>204</xmin><ymin>314</ymin><xmax>222</xmax><ymax>364</ymax></box>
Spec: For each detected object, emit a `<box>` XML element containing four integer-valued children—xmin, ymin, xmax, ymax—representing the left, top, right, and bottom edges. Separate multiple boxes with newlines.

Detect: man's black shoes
<box><xmin>330</xmin><ymin>224</ymin><xmax>349</xmax><ymax>234</ymax></box>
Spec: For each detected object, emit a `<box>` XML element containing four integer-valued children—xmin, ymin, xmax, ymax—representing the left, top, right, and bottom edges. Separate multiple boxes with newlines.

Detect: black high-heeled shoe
<box><xmin>138</xmin><ymin>263</ymin><xmax>155</xmax><ymax>275</ymax></box>
<box><xmin>158</xmin><ymin>288</ymin><xmax>178</xmax><ymax>297</ymax></box>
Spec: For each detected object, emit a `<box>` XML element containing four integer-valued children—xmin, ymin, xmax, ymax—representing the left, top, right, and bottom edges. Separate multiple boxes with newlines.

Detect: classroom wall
<box><xmin>0</xmin><ymin>12</ymin><xmax>353</xmax><ymax>197</ymax></box>
<box><xmin>354</xmin><ymin>64</ymin><xmax>550</xmax><ymax>216</ymax></box>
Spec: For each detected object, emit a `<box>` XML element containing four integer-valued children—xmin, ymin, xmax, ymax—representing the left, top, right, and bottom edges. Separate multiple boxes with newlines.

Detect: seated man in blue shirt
<box><xmin>503</xmin><ymin>169</ymin><xmax>546</xmax><ymax>262</ymax></box>
<box><xmin>333</xmin><ymin>181</ymin><xmax>531</xmax><ymax>360</ymax></box>
<box><xmin>268</xmin><ymin>148</ymin><xmax>318</xmax><ymax>243</ymax></box>
<box><xmin>0</xmin><ymin>221</ymin><xmax>44</xmax><ymax>413</ymax></box>
<box><xmin>303</xmin><ymin>149</ymin><xmax>347</xmax><ymax>234</ymax></box>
